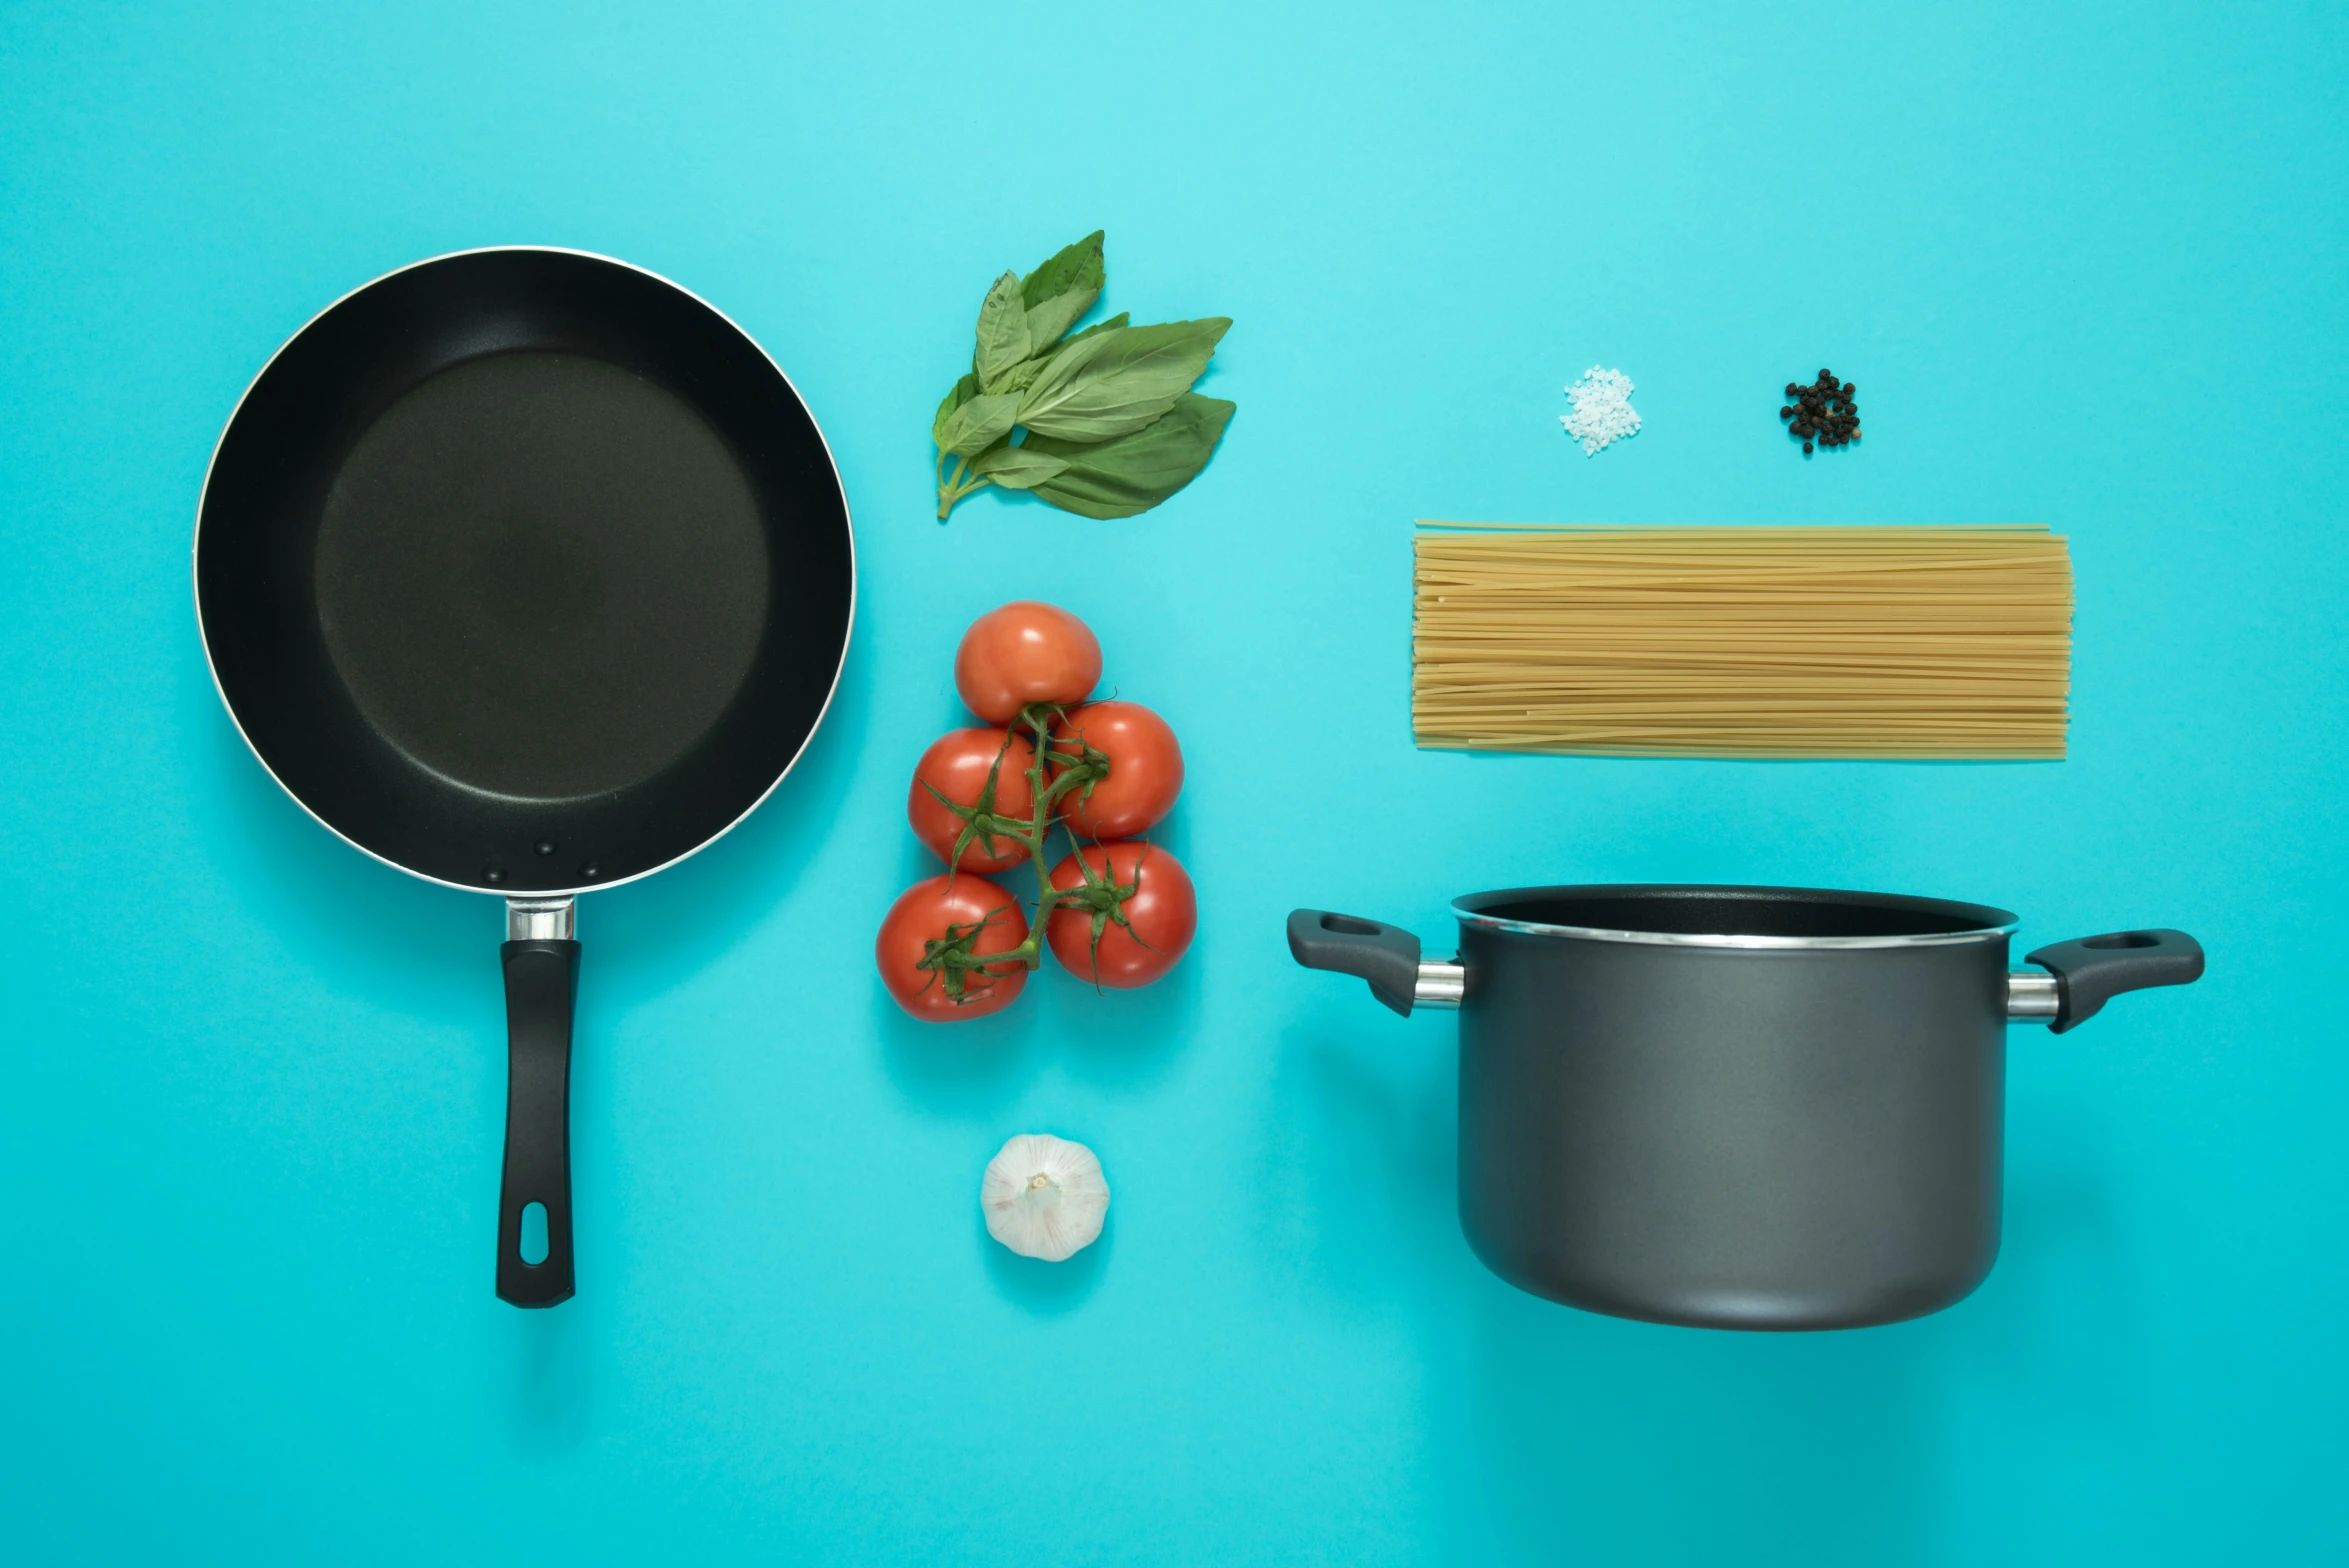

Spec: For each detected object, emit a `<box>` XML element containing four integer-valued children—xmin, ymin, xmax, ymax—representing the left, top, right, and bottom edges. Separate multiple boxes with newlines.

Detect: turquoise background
<box><xmin>2</xmin><ymin>1</ymin><xmax>2342</xmax><ymax>1561</ymax></box>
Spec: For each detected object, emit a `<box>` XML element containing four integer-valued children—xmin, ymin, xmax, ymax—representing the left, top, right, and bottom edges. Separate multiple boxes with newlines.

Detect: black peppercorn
<box><xmin>1780</xmin><ymin>367</ymin><xmax>1862</xmax><ymax>458</ymax></box>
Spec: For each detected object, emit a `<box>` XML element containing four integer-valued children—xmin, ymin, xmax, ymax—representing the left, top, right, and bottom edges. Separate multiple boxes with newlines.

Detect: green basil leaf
<box><xmin>973</xmin><ymin>272</ymin><xmax>1030</xmax><ymax>389</ymax></box>
<box><xmin>1057</xmin><ymin>311</ymin><xmax>1127</xmax><ymax>346</ymax></box>
<box><xmin>1020</xmin><ymin>309</ymin><xmax>1128</xmax><ymax>372</ymax></box>
<box><xmin>936</xmin><ymin>392</ymin><xmax>1020</xmax><ymax>458</ymax></box>
<box><xmin>1024</xmin><ymin>285</ymin><xmax>1101</xmax><ymax>356</ymax></box>
<box><xmin>1015</xmin><ymin>318</ymin><xmax>1230</xmax><ymax>442</ymax></box>
<box><xmin>1020</xmin><ymin>232</ymin><xmax>1107</xmax><ymax>351</ymax></box>
<box><xmin>991</xmin><ymin>356</ymin><xmax>1047</xmax><ymax>396</ymax></box>
<box><xmin>1025</xmin><ymin>393</ymin><xmax>1235</xmax><ymax>518</ymax></box>
<box><xmin>931</xmin><ymin>372</ymin><xmax>980</xmax><ymax>448</ymax></box>
<box><xmin>969</xmin><ymin>444</ymin><xmax>1072</xmax><ymax>491</ymax></box>
<box><xmin>1020</xmin><ymin>230</ymin><xmax>1105</xmax><ymax>311</ymax></box>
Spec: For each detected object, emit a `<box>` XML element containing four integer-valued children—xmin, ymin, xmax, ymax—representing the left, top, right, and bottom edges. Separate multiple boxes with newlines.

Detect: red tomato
<box><xmin>876</xmin><ymin>875</ymin><xmax>1032</xmax><ymax>1021</ymax></box>
<box><xmin>1051</xmin><ymin>701</ymin><xmax>1183</xmax><ymax>840</ymax></box>
<box><xmin>908</xmin><ymin>728</ymin><xmax>1038</xmax><ymax>872</ymax></box>
<box><xmin>954</xmin><ymin>601</ymin><xmax>1102</xmax><ymax>724</ymax></box>
<box><xmin>1045</xmin><ymin>843</ymin><xmax>1196</xmax><ymax>989</ymax></box>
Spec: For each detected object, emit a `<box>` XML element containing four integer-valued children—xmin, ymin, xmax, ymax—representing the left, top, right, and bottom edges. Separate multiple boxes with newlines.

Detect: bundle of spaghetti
<box><xmin>1412</xmin><ymin>524</ymin><xmax>2072</xmax><ymax>759</ymax></box>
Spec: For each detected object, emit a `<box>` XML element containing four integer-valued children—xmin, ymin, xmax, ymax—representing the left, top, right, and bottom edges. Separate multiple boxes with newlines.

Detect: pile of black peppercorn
<box><xmin>1781</xmin><ymin>369</ymin><xmax>1859</xmax><ymax>454</ymax></box>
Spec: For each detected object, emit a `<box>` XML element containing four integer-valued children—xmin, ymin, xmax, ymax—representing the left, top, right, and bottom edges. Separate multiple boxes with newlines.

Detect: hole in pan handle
<box><xmin>1288</xmin><ymin>909</ymin><xmax>1425</xmax><ymax>1017</ymax></box>
<box><xmin>498</xmin><ymin>900</ymin><xmax>580</xmax><ymax>1307</ymax></box>
<box><xmin>2020</xmin><ymin>928</ymin><xmax>2205</xmax><ymax>1034</ymax></box>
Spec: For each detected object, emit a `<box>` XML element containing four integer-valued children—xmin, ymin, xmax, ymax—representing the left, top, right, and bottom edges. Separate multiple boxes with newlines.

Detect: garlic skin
<box><xmin>982</xmin><ymin>1133</ymin><xmax>1110</xmax><ymax>1262</ymax></box>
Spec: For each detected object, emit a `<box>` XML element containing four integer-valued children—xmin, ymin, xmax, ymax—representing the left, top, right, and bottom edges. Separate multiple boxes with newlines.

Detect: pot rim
<box><xmin>1452</xmin><ymin>883</ymin><xmax>2020</xmax><ymax>950</ymax></box>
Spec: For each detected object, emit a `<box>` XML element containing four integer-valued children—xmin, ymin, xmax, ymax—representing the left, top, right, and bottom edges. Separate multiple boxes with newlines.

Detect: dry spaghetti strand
<box><xmin>1411</xmin><ymin>525</ymin><xmax>2072</xmax><ymax>759</ymax></box>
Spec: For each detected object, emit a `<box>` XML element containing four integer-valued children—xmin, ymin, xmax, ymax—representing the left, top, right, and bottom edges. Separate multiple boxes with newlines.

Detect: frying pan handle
<box><xmin>498</xmin><ymin>925</ymin><xmax>580</xmax><ymax>1307</ymax></box>
<box><xmin>2020</xmin><ymin>928</ymin><xmax>2204</xmax><ymax>1034</ymax></box>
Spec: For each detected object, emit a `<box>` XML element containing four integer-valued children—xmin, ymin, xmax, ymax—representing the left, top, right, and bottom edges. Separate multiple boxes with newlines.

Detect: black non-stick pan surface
<box><xmin>196</xmin><ymin>247</ymin><xmax>854</xmax><ymax>1305</ymax></box>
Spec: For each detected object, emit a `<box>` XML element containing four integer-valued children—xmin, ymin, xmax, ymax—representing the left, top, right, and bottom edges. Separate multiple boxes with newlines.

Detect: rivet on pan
<box><xmin>484</xmin><ymin>866</ymin><xmax>506</xmax><ymax>885</ymax></box>
<box><xmin>534</xmin><ymin>839</ymin><xmax>556</xmax><ymax>857</ymax></box>
<box><xmin>579</xmin><ymin>863</ymin><xmax>600</xmax><ymax>880</ymax></box>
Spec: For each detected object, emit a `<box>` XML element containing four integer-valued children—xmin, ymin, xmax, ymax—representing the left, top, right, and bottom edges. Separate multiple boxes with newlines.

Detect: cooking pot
<box><xmin>1288</xmin><ymin>885</ymin><xmax>2203</xmax><ymax>1331</ymax></box>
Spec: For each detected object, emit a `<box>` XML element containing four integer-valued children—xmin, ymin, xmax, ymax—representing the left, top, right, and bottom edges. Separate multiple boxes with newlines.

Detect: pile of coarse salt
<box><xmin>1561</xmin><ymin>366</ymin><xmax>1640</xmax><ymax>456</ymax></box>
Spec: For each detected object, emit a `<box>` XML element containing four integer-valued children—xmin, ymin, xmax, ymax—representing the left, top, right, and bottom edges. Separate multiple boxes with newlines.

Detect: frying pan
<box><xmin>195</xmin><ymin>248</ymin><xmax>854</xmax><ymax>1307</ymax></box>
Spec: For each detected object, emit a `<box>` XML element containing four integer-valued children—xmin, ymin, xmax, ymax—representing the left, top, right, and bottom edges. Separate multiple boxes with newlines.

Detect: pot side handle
<box><xmin>2022</xmin><ymin>929</ymin><xmax>2205</xmax><ymax>1034</ymax></box>
<box><xmin>1288</xmin><ymin>909</ymin><xmax>1423</xmax><ymax>1017</ymax></box>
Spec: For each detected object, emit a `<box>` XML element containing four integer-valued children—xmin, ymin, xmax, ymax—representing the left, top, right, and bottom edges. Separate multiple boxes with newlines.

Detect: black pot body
<box><xmin>1453</xmin><ymin>887</ymin><xmax>2011</xmax><ymax>1330</ymax></box>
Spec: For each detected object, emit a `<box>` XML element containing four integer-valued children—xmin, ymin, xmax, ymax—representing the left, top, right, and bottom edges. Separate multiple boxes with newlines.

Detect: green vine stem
<box><xmin>935</xmin><ymin>453</ymin><xmax>991</xmax><ymax>520</ymax></box>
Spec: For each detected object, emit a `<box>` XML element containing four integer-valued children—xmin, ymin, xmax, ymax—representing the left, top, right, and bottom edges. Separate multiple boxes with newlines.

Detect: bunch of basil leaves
<box><xmin>933</xmin><ymin>231</ymin><xmax>1233</xmax><ymax>521</ymax></box>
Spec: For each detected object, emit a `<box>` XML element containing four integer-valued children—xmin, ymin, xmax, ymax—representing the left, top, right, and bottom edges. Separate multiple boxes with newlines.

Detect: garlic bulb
<box><xmin>981</xmin><ymin>1133</ymin><xmax>1110</xmax><ymax>1262</ymax></box>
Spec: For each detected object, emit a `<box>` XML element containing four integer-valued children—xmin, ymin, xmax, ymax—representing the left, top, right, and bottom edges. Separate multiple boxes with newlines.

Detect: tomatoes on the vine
<box><xmin>882</xmin><ymin>601</ymin><xmax>1201</xmax><ymax>1021</ymax></box>
<box><xmin>908</xmin><ymin>727</ymin><xmax>1037</xmax><ymax>872</ymax></box>
<box><xmin>955</xmin><ymin>601</ymin><xmax>1102</xmax><ymax>723</ymax></box>
<box><xmin>1045</xmin><ymin>842</ymin><xmax>1197</xmax><ymax>988</ymax></box>
<box><xmin>876</xmin><ymin>875</ymin><xmax>1031</xmax><ymax>1021</ymax></box>
<box><xmin>1052</xmin><ymin>701</ymin><xmax>1183</xmax><ymax>840</ymax></box>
